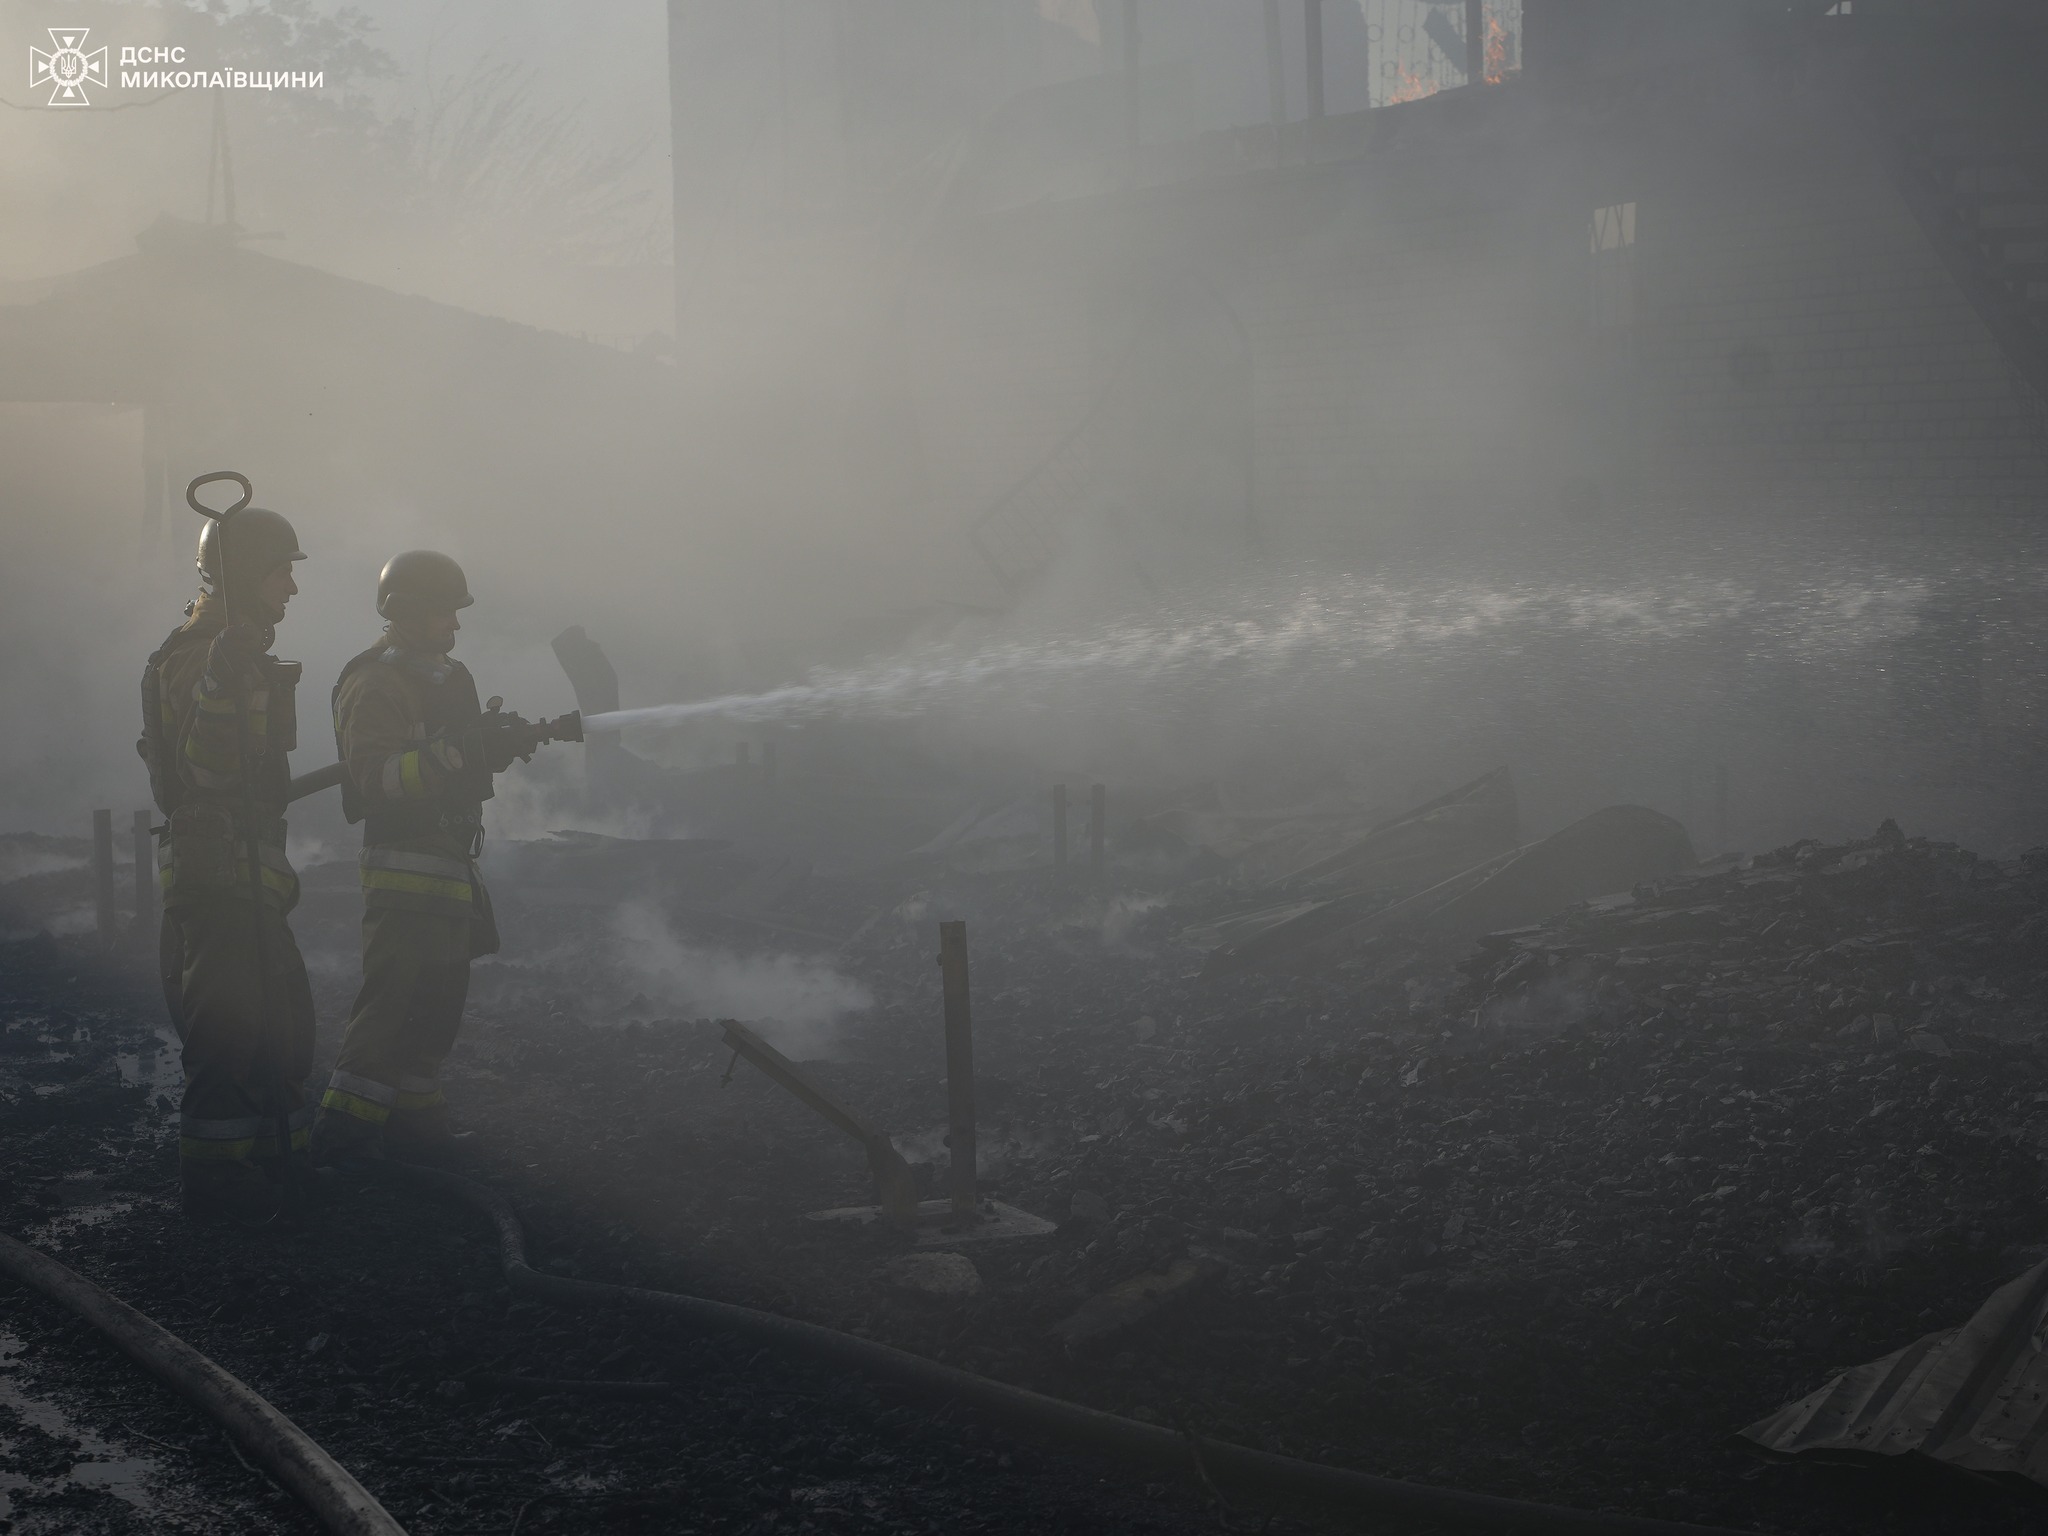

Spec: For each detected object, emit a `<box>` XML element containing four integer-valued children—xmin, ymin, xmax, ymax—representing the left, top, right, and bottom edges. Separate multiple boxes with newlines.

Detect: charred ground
<box><xmin>5</xmin><ymin>821</ymin><xmax>2048</xmax><ymax>1534</ymax></box>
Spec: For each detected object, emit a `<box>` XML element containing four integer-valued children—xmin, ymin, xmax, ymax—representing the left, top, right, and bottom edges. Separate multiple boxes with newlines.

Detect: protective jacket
<box><xmin>331</xmin><ymin>637</ymin><xmax>496</xmax><ymax>942</ymax></box>
<box><xmin>139</xmin><ymin>595</ymin><xmax>300</xmax><ymax>912</ymax></box>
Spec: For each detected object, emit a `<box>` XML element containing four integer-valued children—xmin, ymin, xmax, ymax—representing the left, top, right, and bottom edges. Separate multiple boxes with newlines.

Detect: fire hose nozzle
<box><xmin>542</xmin><ymin>711</ymin><xmax>584</xmax><ymax>745</ymax></box>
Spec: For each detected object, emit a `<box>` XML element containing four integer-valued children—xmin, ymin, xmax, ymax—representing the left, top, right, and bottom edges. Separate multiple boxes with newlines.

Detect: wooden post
<box><xmin>92</xmin><ymin>810</ymin><xmax>116</xmax><ymax>950</ymax></box>
<box><xmin>131</xmin><ymin>810</ymin><xmax>154</xmax><ymax>929</ymax></box>
<box><xmin>1304</xmin><ymin>0</ymin><xmax>1325</xmax><ymax>119</ymax></box>
<box><xmin>1052</xmin><ymin>784</ymin><xmax>1068</xmax><ymax>868</ymax></box>
<box><xmin>937</xmin><ymin>922</ymin><xmax>977</xmax><ymax>1216</ymax></box>
<box><xmin>1466</xmin><ymin>0</ymin><xmax>1486</xmax><ymax>84</ymax></box>
<box><xmin>1090</xmin><ymin>783</ymin><xmax>1106</xmax><ymax>875</ymax></box>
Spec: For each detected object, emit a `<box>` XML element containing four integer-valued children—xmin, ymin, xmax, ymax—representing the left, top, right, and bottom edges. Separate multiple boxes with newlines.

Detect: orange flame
<box><xmin>1387</xmin><ymin>60</ymin><xmax>1435</xmax><ymax>106</ymax></box>
<box><xmin>1483</xmin><ymin>13</ymin><xmax>1513</xmax><ymax>85</ymax></box>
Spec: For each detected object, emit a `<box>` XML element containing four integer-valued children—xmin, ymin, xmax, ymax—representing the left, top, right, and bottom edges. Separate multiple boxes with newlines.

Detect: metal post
<box><xmin>1052</xmin><ymin>784</ymin><xmax>1068</xmax><ymax>868</ymax></box>
<box><xmin>1121</xmin><ymin>0</ymin><xmax>1140</xmax><ymax>153</ymax></box>
<box><xmin>132</xmin><ymin>810</ymin><xmax>154</xmax><ymax>930</ymax></box>
<box><xmin>1304</xmin><ymin>0</ymin><xmax>1325</xmax><ymax>119</ymax></box>
<box><xmin>1466</xmin><ymin>0</ymin><xmax>1486</xmax><ymax>84</ymax></box>
<box><xmin>1090</xmin><ymin>783</ymin><xmax>1105</xmax><ymax>875</ymax></box>
<box><xmin>92</xmin><ymin>810</ymin><xmax>116</xmax><ymax>950</ymax></box>
<box><xmin>1361</xmin><ymin>5</ymin><xmax>1371</xmax><ymax>110</ymax></box>
<box><xmin>1262</xmin><ymin>0</ymin><xmax>1285</xmax><ymax>144</ymax></box>
<box><xmin>937</xmin><ymin>922</ymin><xmax>977</xmax><ymax>1216</ymax></box>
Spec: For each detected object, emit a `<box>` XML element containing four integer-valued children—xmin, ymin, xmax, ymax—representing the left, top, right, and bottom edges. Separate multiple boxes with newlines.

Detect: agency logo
<box><xmin>29</xmin><ymin>28</ymin><xmax>108</xmax><ymax>107</ymax></box>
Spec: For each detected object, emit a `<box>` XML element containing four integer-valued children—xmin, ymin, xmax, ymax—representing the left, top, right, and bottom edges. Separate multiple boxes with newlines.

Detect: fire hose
<box><xmin>0</xmin><ymin>1167</ymin><xmax>1763</xmax><ymax>1536</ymax></box>
<box><xmin>0</xmin><ymin>1227</ymin><xmax>408</xmax><ymax>1536</ymax></box>
<box><xmin>386</xmin><ymin>1162</ymin><xmax>1760</xmax><ymax>1536</ymax></box>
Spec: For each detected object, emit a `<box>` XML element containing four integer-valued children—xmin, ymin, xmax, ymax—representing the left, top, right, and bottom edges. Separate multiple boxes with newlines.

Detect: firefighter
<box><xmin>141</xmin><ymin>509</ymin><xmax>316</xmax><ymax>1222</ymax></box>
<box><xmin>311</xmin><ymin>550</ymin><xmax>507</xmax><ymax>1164</ymax></box>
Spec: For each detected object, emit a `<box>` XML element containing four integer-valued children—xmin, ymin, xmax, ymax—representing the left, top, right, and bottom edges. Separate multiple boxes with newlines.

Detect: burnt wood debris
<box><xmin>7</xmin><ymin>793</ymin><xmax>2048</xmax><ymax>1533</ymax></box>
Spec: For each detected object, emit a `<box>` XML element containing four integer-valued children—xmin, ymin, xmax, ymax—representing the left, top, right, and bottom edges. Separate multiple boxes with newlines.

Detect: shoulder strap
<box><xmin>138</xmin><ymin>625</ymin><xmax>203</xmax><ymax>817</ymax></box>
<box><xmin>330</xmin><ymin>643</ymin><xmax>391</xmax><ymax>826</ymax></box>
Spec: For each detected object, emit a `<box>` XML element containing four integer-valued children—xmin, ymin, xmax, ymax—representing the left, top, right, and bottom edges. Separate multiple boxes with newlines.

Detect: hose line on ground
<box><xmin>391</xmin><ymin>1163</ymin><xmax>1757</xmax><ymax>1536</ymax></box>
<box><xmin>0</xmin><ymin>1228</ymin><xmax>409</xmax><ymax>1536</ymax></box>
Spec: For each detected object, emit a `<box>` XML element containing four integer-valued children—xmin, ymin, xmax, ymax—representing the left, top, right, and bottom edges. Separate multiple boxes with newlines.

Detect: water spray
<box><xmin>573</xmin><ymin>566</ymin><xmax>1939</xmax><ymax>737</ymax></box>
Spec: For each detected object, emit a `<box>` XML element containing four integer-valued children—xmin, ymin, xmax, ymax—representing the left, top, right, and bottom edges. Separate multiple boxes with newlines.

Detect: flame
<box><xmin>1483</xmin><ymin>12</ymin><xmax>1514</xmax><ymax>85</ymax></box>
<box><xmin>1387</xmin><ymin>60</ymin><xmax>1435</xmax><ymax>106</ymax></box>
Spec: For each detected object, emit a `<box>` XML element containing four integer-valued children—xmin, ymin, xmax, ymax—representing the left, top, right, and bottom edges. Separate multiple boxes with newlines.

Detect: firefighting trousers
<box><xmin>158</xmin><ymin>900</ymin><xmax>315</xmax><ymax>1165</ymax></box>
<box><xmin>319</xmin><ymin>906</ymin><xmax>471</xmax><ymax>1129</ymax></box>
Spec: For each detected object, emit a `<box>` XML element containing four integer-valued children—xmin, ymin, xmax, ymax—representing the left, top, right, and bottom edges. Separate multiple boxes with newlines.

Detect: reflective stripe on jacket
<box><xmin>332</xmin><ymin>636</ymin><xmax>488</xmax><ymax>918</ymax></box>
<box><xmin>358</xmin><ymin>845</ymin><xmax>474</xmax><ymax>915</ymax></box>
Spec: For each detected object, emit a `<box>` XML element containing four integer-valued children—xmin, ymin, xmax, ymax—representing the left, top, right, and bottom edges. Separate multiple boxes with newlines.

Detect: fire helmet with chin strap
<box><xmin>377</xmin><ymin>550</ymin><xmax>474</xmax><ymax>621</ymax></box>
<box><xmin>196</xmin><ymin>508</ymin><xmax>306</xmax><ymax>606</ymax></box>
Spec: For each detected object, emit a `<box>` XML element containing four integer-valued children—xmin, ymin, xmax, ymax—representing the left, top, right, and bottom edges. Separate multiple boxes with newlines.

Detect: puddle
<box><xmin>0</xmin><ymin>1327</ymin><xmax>159</xmax><ymax>1520</ymax></box>
<box><xmin>23</xmin><ymin>1174</ymin><xmax>152</xmax><ymax>1248</ymax></box>
<box><xmin>115</xmin><ymin>1029</ymin><xmax>183</xmax><ymax>1096</ymax></box>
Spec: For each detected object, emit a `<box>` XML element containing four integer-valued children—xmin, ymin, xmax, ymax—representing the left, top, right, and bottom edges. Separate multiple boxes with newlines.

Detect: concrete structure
<box><xmin>669</xmin><ymin>2</ymin><xmax>2048</xmax><ymax>598</ymax></box>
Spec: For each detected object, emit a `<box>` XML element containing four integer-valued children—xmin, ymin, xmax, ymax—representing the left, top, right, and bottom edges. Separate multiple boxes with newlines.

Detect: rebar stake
<box><xmin>938</xmin><ymin>921</ymin><xmax>977</xmax><ymax>1216</ymax></box>
<box><xmin>92</xmin><ymin>810</ymin><xmax>116</xmax><ymax>951</ymax></box>
<box><xmin>1090</xmin><ymin>783</ymin><xmax>1106</xmax><ymax>876</ymax></box>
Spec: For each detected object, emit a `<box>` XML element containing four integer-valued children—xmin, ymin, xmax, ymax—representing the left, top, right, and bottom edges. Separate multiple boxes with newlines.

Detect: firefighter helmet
<box><xmin>196</xmin><ymin>508</ymin><xmax>306</xmax><ymax>604</ymax></box>
<box><xmin>377</xmin><ymin>550</ymin><xmax>475</xmax><ymax>621</ymax></box>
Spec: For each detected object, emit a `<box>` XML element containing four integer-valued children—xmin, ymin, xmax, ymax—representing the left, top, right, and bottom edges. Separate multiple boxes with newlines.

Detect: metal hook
<box><xmin>185</xmin><ymin>470</ymin><xmax>253</xmax><ymax>522</ymax></box>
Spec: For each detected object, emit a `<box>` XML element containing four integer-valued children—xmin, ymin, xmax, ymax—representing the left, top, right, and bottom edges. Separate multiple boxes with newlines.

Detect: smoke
<box><xmin>608</xmin><ymin>901</ymin><xmax>871</xmax><ymax>1060</ymax></box>
<box><xmin>7</xmin><ymin>3</ymin><xmax>2048</xmax><ymax>865</ymax></box>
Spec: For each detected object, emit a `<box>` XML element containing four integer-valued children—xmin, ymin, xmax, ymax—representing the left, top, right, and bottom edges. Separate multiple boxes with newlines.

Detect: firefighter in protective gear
<box><xmin>140</xmin><ymin>508</ymin><xmax>316</xmax><ymax>1222</ymax></box>
<box><xmin>312</xmin><ymin>550</ymin><xmax>508</xmax><ymax>1164</ymax></box>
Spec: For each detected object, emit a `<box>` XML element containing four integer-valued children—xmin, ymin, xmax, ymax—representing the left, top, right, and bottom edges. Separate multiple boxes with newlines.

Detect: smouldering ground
<box><xmin>5</xmin><ymin>826</ymin><xmax>2048</xmax><ymax>1532</ymax></box>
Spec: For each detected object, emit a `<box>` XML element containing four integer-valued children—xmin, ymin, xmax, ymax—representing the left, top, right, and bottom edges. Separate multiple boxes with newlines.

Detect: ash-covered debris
<box><xmin>618</xmin><ymin>815</ymin><xmax>2047</xmax><ymax>1527</ymax></box>
<box><xmin>9</xmin><ymin>801</ymin><xmax>2048</xmax><ymax>1530</ymax></box>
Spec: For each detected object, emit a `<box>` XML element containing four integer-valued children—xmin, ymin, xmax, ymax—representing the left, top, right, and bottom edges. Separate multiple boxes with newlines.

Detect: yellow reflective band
<box><xmin>180</xmin><ymin>1135</ymin><xmax>258</xmax><ymax>1161</ymax></box>
<box><xmin>360</xmin><ymin>869</ymin><xmax>471</xmax><ymax>903</ymax></box>
<box><xmin>319</xmin><ymin>1088</ymin><xmax>392</xmax><ymax>1125</ymax></box>
<box><xmin>184</xmin><ymin>736</ymin><xmax>239</xmax><ymax>771</ymax></box>
<box><xmin>400</xmin><ymin>750</ymin><xmax>425</xmax><ymax>797</ymax></box>
<box><xmin>183</xmin><ymin>1127</ymin><xmax>309</xmax><ymax>1160</ymax></box>
<box><xmin>244</xmin><ymin>861</ymin><xmax>297</xmax><ymax>897</ymax></box>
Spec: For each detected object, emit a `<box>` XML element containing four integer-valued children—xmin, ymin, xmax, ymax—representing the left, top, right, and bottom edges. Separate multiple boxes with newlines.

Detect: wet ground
<box><xmin>5</xmin><ymin>824</ymin><xmax>2048</xmax><ymax>1533</ymax></box>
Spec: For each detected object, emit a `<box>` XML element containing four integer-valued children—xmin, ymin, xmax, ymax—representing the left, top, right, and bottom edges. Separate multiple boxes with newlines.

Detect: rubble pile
<box><xmin>465</xmin><ymin>820</ymin><xmax>2048</xmax><ymax>1531</ymax></box>
<box><xmin>8</xmin><ymin>812</ymin><xmax>2048</xmax><ymax>1532</ymax></box>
